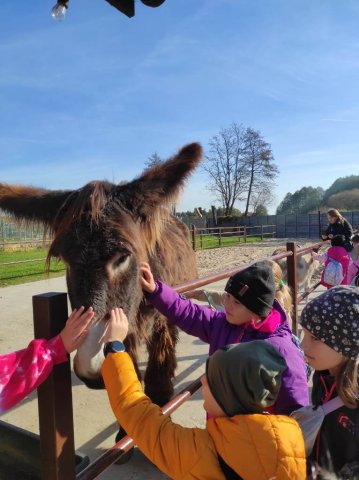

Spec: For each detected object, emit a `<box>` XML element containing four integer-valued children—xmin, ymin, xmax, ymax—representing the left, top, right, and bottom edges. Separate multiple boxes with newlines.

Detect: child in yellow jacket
<box><xmin>101</xmin><ymin>308</ymin><xmax>306</xmax><ymax>480</ymax></box>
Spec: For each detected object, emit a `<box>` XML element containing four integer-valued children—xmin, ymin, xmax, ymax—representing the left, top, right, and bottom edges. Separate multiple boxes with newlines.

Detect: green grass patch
<box><xmin>194</xmin><ymin>234</ymin><xmax>262</xmax><ymax>249</ymax></box>
<box><xmin>0</xmin><ymin>249</ymin><xmax>65</xmax><ymax>287</ymax></box>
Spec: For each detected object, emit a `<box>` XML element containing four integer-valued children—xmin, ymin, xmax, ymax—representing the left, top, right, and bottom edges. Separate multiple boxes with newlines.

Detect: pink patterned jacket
<box><xmin>0</xmin><ymin>335</ymin><xmax>67</xmax><ymax>413</ymax></box>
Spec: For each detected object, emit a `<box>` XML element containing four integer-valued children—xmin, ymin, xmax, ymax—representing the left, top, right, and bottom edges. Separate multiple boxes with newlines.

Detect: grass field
<box><xmin>193</xmin><ymin>234</ymin><xmax>262</xmax><ymax>249</ymax></box>
<box><xmin>0</xmin><ymin>249</ymin><xmax>65</xmax><ymax>287</ymax></box>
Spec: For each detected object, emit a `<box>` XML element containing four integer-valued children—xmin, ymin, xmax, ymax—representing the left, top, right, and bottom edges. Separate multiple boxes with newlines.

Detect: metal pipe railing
<box><xmin>174</xmin><ymin>250</ymin><xmax>292</xmax><ymax>294</ymax></box>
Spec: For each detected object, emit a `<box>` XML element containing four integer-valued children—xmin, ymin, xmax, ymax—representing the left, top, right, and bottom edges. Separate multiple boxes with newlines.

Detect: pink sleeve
<box><xmin>312</xmin><ymin>251</ymin><xmax>327</xmax><ymax>262</ymax></box>
<box><xmin>0</xmin><ymin>335</ymin><xmax>68</xmax><ymax>413</ymax></box>
<box><xmin>345</xmin><ymin>260</ymin><xmax>358</xmax><ymax>285</ymax></box>
<box><xmin>340</xmin><ymin>255</ymin><xmax>352</xmax><ymax>285</ymax></box>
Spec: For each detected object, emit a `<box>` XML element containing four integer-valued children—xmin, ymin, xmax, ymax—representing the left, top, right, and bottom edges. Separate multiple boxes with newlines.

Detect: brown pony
<box><xmin>0</xmin><ymin>143</ymin><xmax>202</xmax><ymax>406</ymax></box>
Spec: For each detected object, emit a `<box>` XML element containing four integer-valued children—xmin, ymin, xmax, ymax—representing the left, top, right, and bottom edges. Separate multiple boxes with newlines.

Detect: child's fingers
<box><xmin>140</xmin><ymin>264</ymin><xmax>151</xmax><ymax>279</ymax></box>
<box><xmin>140</xmin><ymin>270</ymin><xmax>153</xmax><ymax>291</ymax></box>
<box><xmin>72</xmin><ymin>329</ymin><xmax>90</xmax><ymax>348</ymax></box>
<box><xmin>76</xmin><ymin>308</ymin><xmax>94</xmax><ymax>330</ymax></box>
<box><xmin>112</xmin><ymin>308</ymin><xmax>126</xmax><ymax>325</ymax></box>
<box><xmin>111</xmin><ymin>308</ymin><xmax>120</xmax><ymax>321</ymax></box>
<box><xmin>66</xmin><ymin>307</ymin><xmax>94</xmax><ymax>339</ymax></box>
<box><xmin>118</xmin><ymin>308</ymin><xmax>128</xmax><ymax>322</ymax></box>
<box><xmin>68</xmin><ymin>306</ymin><xmax>85</xmax><ymax>323</ymax></box>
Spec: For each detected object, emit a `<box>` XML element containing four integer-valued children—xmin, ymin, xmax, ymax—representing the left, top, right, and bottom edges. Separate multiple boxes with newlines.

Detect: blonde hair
<box><xmin>263</xmin><ymin>260</ymin><xmax>293</xmax><ymax>317</ymax></box>
<box><xmin>327</xmin><ymin>208</ymin><xmax>345</xmax><ymax>224</ymax></box>
<box><xmin>335</xmin><ymin>358</ymin><xmax>359</xmax><ymax>409</ymax></box>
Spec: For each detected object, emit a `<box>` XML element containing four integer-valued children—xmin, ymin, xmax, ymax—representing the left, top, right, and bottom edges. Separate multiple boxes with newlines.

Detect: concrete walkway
<box><xmin>0</xmin><ymin>276</ymin><xmax>326</xmax><ymax>479</ymax></box>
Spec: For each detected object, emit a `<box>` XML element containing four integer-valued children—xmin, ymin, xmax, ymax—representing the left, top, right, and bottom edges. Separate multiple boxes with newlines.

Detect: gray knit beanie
<box><xmin>205</xmin><ymin>340</ymin><xmax>287</xmax><ymax>416</ymax></box>
<box><xmin>224</xmin><ymin>261</ymin><xmax>276</xmax><ymax>318</ymax></box>
<box><xmin>300</xmin><ymin>286</ymin><xmax>359</xmax><ymax>360</ymax></box>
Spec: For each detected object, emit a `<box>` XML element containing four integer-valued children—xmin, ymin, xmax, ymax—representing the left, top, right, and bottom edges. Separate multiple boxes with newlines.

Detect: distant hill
<box><xmin>276</xmin><ymin>175</ymin><xmax>359</xmax><ymax>214</ymax></box>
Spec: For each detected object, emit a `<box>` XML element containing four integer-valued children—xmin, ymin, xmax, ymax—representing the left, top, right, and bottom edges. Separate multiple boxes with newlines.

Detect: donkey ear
<box><xmin>0</xmin><ymin>183</ymin><xmax>73</xmax><ymax>226</ymax></box>
<box><xmin>115</xmin><ymin>143</ymin><xmax>203</xmax><ymax>220</ymax></box>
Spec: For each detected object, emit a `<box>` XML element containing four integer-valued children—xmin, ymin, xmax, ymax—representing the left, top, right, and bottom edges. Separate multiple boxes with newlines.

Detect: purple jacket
<box><xmin>147</xmin><ymin>281</ymin><xmax>309</xmax><ymax>415</ymax></box>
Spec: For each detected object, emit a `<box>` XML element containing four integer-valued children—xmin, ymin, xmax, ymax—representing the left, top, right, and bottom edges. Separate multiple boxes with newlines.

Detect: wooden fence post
<box><xmin>286</xmin><ymin>243</ymin><xmax>298</xmax><ymax>335</ymax></box>
<box><xmin>33</xmin><ymin>292</ymin><xmax>76</xmax><ymax>480</ymax></box>
<box><xmin>191</xmin><ymin>224</ymin><xmax>196</xmax><ymax>251</ymax></box>
<box><xmin>219</xmin><ymin>227</ymin><xmax>222</xmax><ymax>246</ymax></box>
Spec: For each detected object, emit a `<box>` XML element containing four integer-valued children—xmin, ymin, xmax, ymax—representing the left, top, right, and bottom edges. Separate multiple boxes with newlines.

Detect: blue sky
<box><xmin>1</xmin><ymin>0</ymin><xmax>359</xmax><ymax>214</ymax></box>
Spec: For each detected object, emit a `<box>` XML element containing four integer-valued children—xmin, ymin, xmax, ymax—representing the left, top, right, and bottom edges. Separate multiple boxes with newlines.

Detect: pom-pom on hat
<box><xmin>224</xmin><ymin>261</ymin><xmax>276</xmax><ymax>318</ymax></box>
<box><xmin>206</xmin><ymin>340</ymin><xmax>287</xmax><ymax>416</ymax></box>
<box><xmin>300</xmin><ymin>286</ymin><xmax>359</xmax><ymax>360</ymax></box>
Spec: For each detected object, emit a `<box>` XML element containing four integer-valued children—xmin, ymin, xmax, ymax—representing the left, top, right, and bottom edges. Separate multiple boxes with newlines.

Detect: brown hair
<box><xmin>263</xmin><ymin>260</ymin><xmax>293</xmax><ymax>317</ymax></box>
<box><xmin>335</xmin><ymin>358</ymin><xmax>359</xmax><ymax>409</ymax></box>
<box><xmin>327</xmin><ymin>208</ymin><xmax>345</xmax><ymax>224</ymax></box>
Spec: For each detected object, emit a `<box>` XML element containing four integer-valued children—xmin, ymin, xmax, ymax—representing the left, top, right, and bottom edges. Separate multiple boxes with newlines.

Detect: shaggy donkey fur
<box><xmin>0</xmin><ymin>143</ymin><xmax>202</xmax><ymax>406</ymax></box>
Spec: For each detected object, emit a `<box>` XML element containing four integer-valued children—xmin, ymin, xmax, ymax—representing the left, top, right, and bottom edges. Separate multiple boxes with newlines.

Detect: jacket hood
<box><xmin>327</xmin><ymin>246</ymin><xmax>350</xmax><ymax>262</ymax></box>
<box><xmin>207</xmin><ymin>414</ymin><xmax>306</xmax><ymax>479</ymax></box>
<box><xmin>247</xmin><ymin>299</ymin><xmax>291</xmax><ymax>337</ymax></box>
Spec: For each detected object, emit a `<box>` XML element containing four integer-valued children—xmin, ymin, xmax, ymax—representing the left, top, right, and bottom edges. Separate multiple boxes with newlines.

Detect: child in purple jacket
<box><xmin>141</xmin><ymin>261</ymin><xmax>309</xmax><ymax>415</ymax></box>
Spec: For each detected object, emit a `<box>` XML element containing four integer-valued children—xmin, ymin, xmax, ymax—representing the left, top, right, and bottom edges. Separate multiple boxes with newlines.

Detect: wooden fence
<box><xmin>190</xmin><ymin>224</ymin><xmax>276</xmax><ymax>250</ymax></box>
<box><xmin>181</xmin><ymin>210</ymin><xmax>359</xmax><ymax>240</ymax></box>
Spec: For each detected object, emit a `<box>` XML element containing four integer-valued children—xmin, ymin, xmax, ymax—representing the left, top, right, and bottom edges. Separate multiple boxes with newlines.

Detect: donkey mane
<box><xmin>45</xmin><ymin>178</ymin><xmax>176</xmax><ymax>265</ymax></box>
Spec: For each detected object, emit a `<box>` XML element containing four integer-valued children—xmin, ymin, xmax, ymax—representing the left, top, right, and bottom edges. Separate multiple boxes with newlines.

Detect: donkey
<box><xmin>272</xmin><ymin>246</ymin><xmax>320</xmax><ymax>296</ymax></box>
<box><xmin>0</xmin><ymin>143</ymin><xmax>202</xmax><ymax>407</ymax></box>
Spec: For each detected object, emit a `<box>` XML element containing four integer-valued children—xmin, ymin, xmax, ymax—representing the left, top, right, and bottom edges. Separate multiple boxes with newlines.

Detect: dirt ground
<box><xmin>0</xmin><ymin>238</ymin><xmax>324</xmax><ymax>479</ymax></box>
<box><xmin>196</xmin><ymin>238</ymin><xmax>317</xmax><ymax>274</ymax></box>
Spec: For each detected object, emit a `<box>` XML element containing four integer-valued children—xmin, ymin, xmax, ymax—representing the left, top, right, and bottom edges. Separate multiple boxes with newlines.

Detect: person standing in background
<box><xmin>321</xmin><ymin>209</ymin><xmax>353</xmax><ymax>252</ymax></box>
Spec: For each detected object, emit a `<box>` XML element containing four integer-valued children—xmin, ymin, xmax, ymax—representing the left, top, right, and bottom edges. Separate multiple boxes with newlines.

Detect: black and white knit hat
<box><xmin>300</xmin><ymin>286</ymin><xmax>359</xmax><ymax>360</ymax></box>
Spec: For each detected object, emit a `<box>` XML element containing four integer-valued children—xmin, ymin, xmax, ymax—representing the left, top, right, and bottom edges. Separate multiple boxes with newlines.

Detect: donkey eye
<box><xmin>113</xmin><ymin>255</ymin><xmax>129</xmax><ymax>269</ymax></box>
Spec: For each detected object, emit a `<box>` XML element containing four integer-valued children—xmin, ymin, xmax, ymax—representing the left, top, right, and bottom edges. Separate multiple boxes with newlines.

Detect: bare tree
<box><xmin>249</xmin><ymin>182</ymin><xmax>275</xmax><ymax>212</ymax></box>
<box><xmin>203</xmin><ymin>123</ymin><xmax>247</xmax><ymax>216</ymax></box>
<box><xmin>242</xmin><ymin>128</ymin><xmax>279</xmax><ymax>216</ymax></box>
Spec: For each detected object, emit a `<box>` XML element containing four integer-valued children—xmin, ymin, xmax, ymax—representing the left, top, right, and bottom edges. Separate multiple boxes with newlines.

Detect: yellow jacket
<box><xmin>102</xmin><ymin>352</ymin><xmax>306</xmax><ymax>480</ymax></box>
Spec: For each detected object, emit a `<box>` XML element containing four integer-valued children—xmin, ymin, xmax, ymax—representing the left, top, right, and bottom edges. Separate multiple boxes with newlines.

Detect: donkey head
<box><xmin>0</xmin><ymin>143</ymin><xmax>202</xmax><ymax>387</ymax></box>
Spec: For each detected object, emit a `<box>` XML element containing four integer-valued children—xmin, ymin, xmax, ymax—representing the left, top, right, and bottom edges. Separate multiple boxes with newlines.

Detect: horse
<box><xmin>0</xmin><ymin>142</ymin><xmax>202</xmax><ymax>407</ymax></box>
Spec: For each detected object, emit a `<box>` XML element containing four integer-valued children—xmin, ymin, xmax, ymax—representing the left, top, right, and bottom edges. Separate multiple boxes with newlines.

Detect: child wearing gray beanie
<box><xmin>300</xmin><ymin>286</ymin><xmax>359</xmax><ymax>478</ymax></box>
<box><xmin>206</xmin><ymin>340</ymin><xmax>287</xmax><ymax>416</ymax></box>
